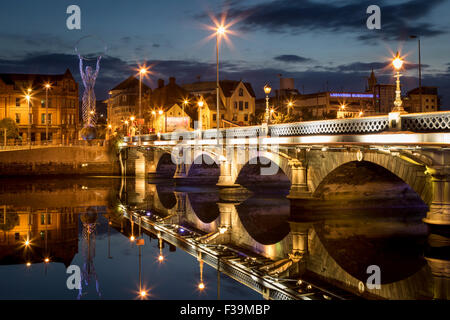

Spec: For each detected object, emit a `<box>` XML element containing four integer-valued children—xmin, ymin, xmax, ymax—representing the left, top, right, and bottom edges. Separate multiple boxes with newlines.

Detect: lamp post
<box><xmin>264</xmin><ymin>84</ymin><xmax>272</xmax><ymax>124</ymax></box>
<box><xmin>410</xmin><ymin>35</ymin><xmax>422</xmax><ymax>111</ymax></box>
<box><xmin>287</xmin><ymin>101</ymin><xmax>293</xmax><ymax>115</ymax></box>
<box><xmin>216</xmin><ymin>26</ymin><xmax>226</xmax><ymax>143</ymax></box>
<box><xmin>139</xmin><ymin>68</ymin><xmax>147</xmax><ymax>144</ymax></box>
<box><xmin>392</xmin><ymin>52</ymin><xmax>405</xmax><ymax>113</ymax></box>
<box><xmin>158</xmin><ymin>110</ymin><xmax>164</xmax><ymax>133</ymax></box>
<box><xmin>25</xmin><ymin>89</ymin><xmax>31</xmax><ymax>147</ymax></box>
<box><xmin>151</xmin><ymin>110</ymin><xmax>156</xmax><ymax>133</ymax></box>
<box><xmin>183</xmin><ymin>99</ymin><xmax>188</xmax><ymax>130</ymax></box>
<box><xmin>198</xmin><ymin>100</ymin><xmax>204</xmax><ymax>131</ymax></box>
<box><xmin>44</xmin><ymin>83</ymin><xmax>51</xmax><ymax>143</ymax></box>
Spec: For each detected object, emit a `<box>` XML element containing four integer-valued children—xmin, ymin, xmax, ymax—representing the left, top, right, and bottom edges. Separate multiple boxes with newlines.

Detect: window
<box><xmin>29</xmin><ymin>114</ymin><xmax>33</xmax><ymax>125</ymax></box>
<box><xmin>239</xmin><ymin>88</ymin><xmax>244</xmax><ymax>96</ymax></box>
<box><xmin>234</xmin><ymin>102</ymin><xmax>238</xmax><ymax>109</ymax></box>
<box><xmin>245</xmin><ymin>102</ymin><xmax>249</xmax><ymax>109</ymax></box>
<box><xmin>15</xmin><ymin>233</ymin><xmax>20</xmax><ymax>241</ymax></box>
<box><xmin>221</xmin><ymin>114</ymin><xmax>224</xmax><ymax>119</ymax></box>
<box><xmin>41</xmin><ymin>100</ymin><xmax>45</xmax><ymax>107</ymax></box>
<box><xmin>16</xmin><ymin>98</ymin><xmax>20</xmax><ymax>107</ymax></box>
<box><xmin>244</xmin><ymin>114</ymin><xmax>248</xmax><ymax>121</ymax></box>
<box><xmin>15</xmin><ymin>113</ymin><xmax>20</xmax><ymax>124</ymax></box>
<box><xmin>239</xmin><ymin>101</ymin><xmax>243</xmax><ymax>111</ymax></box>
<box><xmin>48</xmin><ymin>114</ymin><xmax>52</xmax><ymax>124</ymax></box>
<box><xmin>213</xmin><ymin>114</ymin><xmax>217</xmax><ymax>121</ymax></box>
<box><xmin>41</xmin><ymin>114</ymin><xmax>46</xmax><ymax>124</ymax></box>
<box><xmin>232</xmin><ymin>114</ymin><xmax>237</xmax><ymax>121</ymax></box>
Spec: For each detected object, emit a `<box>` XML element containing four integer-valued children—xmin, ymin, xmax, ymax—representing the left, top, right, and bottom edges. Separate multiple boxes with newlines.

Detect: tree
<box><xmin>0</xmin><ymin>118</ymin><xmax>19</xmax><ymax>142</ymax></box>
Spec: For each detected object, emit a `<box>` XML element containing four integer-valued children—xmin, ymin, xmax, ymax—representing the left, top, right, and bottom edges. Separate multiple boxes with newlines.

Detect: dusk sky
<box><xmin>1</xmin><ymin>0</ymin><xmax>450</xmax><ymax>109</ymax></box>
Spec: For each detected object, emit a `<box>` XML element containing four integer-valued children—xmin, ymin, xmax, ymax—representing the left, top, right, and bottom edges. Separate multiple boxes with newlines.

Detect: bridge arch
<box><xmin>307</xmin><ymin>150</ymin><xmax>432</xmax><ymax>205</ymax></box>
<box><xmin>186</xmin><ymin>151</ymin><xmax>220</xmax><ymax>183</ymax></box>
<box><xmin>233</xmin><ymin>151</ymin><xmax>293</xmax><ymax>188</ymax></box>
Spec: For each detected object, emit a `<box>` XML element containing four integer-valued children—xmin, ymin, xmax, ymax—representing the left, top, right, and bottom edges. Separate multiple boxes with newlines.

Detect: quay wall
<box><xmin>0</xmin><ymin>146</ymin><xmax>120</xmax><ymax>176</ymax></box>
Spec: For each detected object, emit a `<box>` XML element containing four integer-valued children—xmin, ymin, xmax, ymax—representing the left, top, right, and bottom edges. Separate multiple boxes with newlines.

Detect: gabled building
<box><xmin>106</xmin><ymin>76</ymin><xmax>151</xmax><ymax>133</ymax></box>
<box><xmin>149</xmin><ymin>77</ymin><xmax>195</xmax><ymax>132</ymax></box>
<box><xmin>182</xmin><ymin>80</ymin><xmax>256</xmax><ymax>127</ymax></box>
<box><xmin>0</xmin><ymin>69</ymin><xmax>79</xmax><ymax>144</ymax></box>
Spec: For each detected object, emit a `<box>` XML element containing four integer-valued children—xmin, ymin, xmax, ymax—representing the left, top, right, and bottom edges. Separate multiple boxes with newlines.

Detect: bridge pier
<box><xmin>287</xmin><ymin>160</ymin><xmax>311</xmax><ymax>200</ymax></box>
<box><xmin>217</xmin><ymin>161</ymin><xmax>239</xmax><ymax>188</ymax></box>
<box><xmin>424</xmin><ymin>167</ymin><xmax>450</xmax><ymax>226</ymax></box>
<box><xmin>289</xmin><ymin>221</ymin><xmax>311</xmax><ymax>263</ymax></box>
<box><xmin>173</xmin><ymin>163</ymin><xmax>188</xmax><ymax>185</ymax></box>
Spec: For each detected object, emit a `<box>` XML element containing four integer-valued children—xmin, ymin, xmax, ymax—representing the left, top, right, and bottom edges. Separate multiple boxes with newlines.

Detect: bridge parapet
<box><xmin>124</xmin><ymin>111</ymin><xmax>450</xmax><ymax>144</ymax></box>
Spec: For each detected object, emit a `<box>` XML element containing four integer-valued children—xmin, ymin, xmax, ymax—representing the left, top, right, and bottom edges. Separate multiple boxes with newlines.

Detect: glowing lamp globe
<box><xmin>264</xmin><ymin>85</ymin><xmax>272</xmax><ymax>95</ymax></box>
<box><xmin>198</xmin><ymin>282</ymin><xmax>205</xmax><ymax>290</ymax></box>
<box><xmin>217</xmin><ymin>26</ymin><xmax>226</xmax><ymax>35</ymax></box>
<box><xmin>392</xmin><ymin>53</ymin><xmax>403</xmax><ymax>70</ymax></box>
<box><xmin>158</xmin><ymin>255</ymin><xmax>164</xmax><ymax>262</ymax></box>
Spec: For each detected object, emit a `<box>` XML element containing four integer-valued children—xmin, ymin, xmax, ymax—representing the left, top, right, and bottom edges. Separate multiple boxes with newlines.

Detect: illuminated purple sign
<box><xmin>330</xmin><ymin>93</ymin><xmax>374</xmax><ymax>98</ymax></box>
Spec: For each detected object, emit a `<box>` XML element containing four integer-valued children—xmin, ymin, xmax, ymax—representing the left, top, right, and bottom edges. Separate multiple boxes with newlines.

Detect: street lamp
<box><xmin>392</xmin><ymin>52</ymin><xmax>405</xmax><ymax>113</ymax></box>
<box><xmin>138</xmin><ymin>67</ymin><xmax>148</xmax><ymax>143</ymax></box>
<box><xmin>44</xmin><ymin>83</ymin><xmax>51</xmax><ymax>143</ymax></box>
<box><xmin>410</xmin><ymin>35</ymin><xmax>422</xmax><ymax>111</ymax></box>
<box><xmin>215</xmin><ymin>25</ymin><xmax>227</xmax><ymax>142</ymax></box>
<box><xmin>198</xmin><ymin>100</ymin><xmax>204</xmax><ymax>131</ymax></box>
<box><xmin>25</xmin><ymin>90</ymin><xmax>32</xmax><ymax>147</ymax></box>
<box><xmin>183</xmin><ymin>99</ymin><xmax>189</xmax><ymax>130</ymax></box>
<box><xmin>151</xmin><ymin>110</ymin><xmax>156</xmax><ymax>133</ymax></box>
<box><xmin>264</xmin><ymin>84</ymin><xmax>272</xmax><ymax>124</ymax></box>
<box><xmin>287</xmin><ymin>101</ymin><xmax>293</xmax><ymax>115</ymax></box>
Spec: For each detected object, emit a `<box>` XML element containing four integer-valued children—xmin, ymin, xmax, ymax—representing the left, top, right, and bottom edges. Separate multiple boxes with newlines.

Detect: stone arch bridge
<box><xmin>121</xmin><ymin>112</ymin><xmax>450</xmax><ymax>226</ymax></box>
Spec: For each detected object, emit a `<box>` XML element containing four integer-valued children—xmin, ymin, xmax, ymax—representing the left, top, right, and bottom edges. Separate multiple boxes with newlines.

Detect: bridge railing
<box><xmin>268</xmin><ymin>115</ymin><xmax>390</xmax><ymax>136</ymax></box>
<box><xmin>123</xmin><ymin>111</ymin><xmax>450</xmax><ymax>144</ymax></box>
<box><xmin>401</xmin><ymin>111</ymin><xmax>450</xmax><ymax>132</ymax></box>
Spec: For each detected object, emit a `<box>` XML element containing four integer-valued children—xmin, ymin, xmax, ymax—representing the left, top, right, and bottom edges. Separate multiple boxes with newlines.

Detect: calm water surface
<box><xmin>0</xmin><ymin>176</ymin><xmax>447</xmax><ymax>300</ymax></box>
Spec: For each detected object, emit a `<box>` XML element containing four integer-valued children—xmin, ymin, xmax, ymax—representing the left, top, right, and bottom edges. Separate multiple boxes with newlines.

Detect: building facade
<box><xmin>367</xmin><ymin>70</ymin><xmax>396</xmax><ymax>114</ymax></box>
<box><xmin>182</xmin><ymin>80</ymin><xmax>256</xmax><ymax>127</ymax></box>
<box><xmin>0</xmin><ymin>70</ymin><xmax>79</xmax><ymax>144</ymax></box>
<box><xmin>403</xmin><ymin>87</ymin><xmax>439</xmax><ymax>113</ymax></box>
<box><xmin>293</xmin><ymin>91</ymin><xmax>375</xmax><ymax>119</ymax></box>
<box><xmin>149</xmin><ymin>77</ymin><xmax>194</xmax><ymax>133</ymax></box>
<box><xmin>106</xmin><ymin>76</ymin><xmax>151</xmax><ymax>133</ymax></box>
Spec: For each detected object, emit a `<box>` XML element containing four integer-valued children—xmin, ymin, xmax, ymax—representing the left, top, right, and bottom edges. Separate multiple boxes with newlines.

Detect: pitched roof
<box><xmin>151</xmin><ymin>78</ymin><xmax>190</xmax><ymax>109</ymax></box>
<box><xmin>110</xmin><ymin>75</ymin><xmax>151</xmax><ymax>91</ymax></box>
<box><xmin>183</xmin><ymin>80</ymin><xmax>256</xmax><ymax>98</ymax></box>
<box><xmin>203</xmin><ymin>93</ymin><xmax>227</xmax><ymax>111</ymax></box>
<box><xmin>407</xmin><ymin>86</ymin><xmax>438</xmax><ymax>96</ymax></box>
<box><xmin>0</xmin><ymin>69</ymin><xmax>75</xmax><ymax>86</ymax></box>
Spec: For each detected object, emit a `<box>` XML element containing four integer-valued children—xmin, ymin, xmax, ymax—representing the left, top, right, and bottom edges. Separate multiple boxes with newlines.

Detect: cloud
<box><xmin>219</xmin><ymin>0</ymin><xmax>446</xmax><ymax>43</ymax></box>
<box><xmin>0</xmin><ymin>52</ymin><xmax>448</xmax><ymax>110</ymax></box>
<box><xmin>274</xmin><ymin>54</ymin><xmax>313</xmax><ymax>64</ymax></box>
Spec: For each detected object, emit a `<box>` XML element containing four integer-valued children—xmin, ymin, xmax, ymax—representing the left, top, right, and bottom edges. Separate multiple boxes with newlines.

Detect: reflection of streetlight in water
<box><xmin>198</xmin><ymin>252</ymin><xmax>205</xmax><ymax>291</ymax></box>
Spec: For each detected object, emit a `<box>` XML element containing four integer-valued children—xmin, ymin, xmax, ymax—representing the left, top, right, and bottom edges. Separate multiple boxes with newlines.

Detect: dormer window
<box><xmin>239</xmin><ymin>88</ymin><xmax>244</xmax><ymax>96</ymax></box>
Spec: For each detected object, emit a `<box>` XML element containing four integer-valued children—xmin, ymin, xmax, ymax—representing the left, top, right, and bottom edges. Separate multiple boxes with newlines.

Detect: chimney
<box><xmin>158</xmin><ymin>79</ymin><xmax>164</xmax><ymax>88</ymax></box>
<box><xmin>169</xmin><ymin>77</ymin><xmax>176</xmax><ymax>86</ymax></box>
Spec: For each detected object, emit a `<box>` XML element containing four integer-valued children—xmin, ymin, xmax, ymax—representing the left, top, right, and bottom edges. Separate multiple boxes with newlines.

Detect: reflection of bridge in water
<box><xmin>119</xmin><ymin>178</ymin><xmax>450</xmax><ymax>300</ymax></box>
